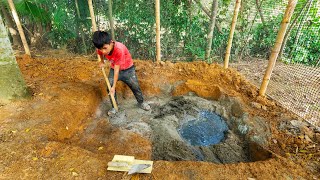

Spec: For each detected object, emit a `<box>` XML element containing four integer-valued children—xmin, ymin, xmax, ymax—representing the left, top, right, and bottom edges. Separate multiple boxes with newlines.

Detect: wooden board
<box><xmin>107</xmin><ymin>155</ymin><xmax>153</xmax><ymax>174</ymax></box>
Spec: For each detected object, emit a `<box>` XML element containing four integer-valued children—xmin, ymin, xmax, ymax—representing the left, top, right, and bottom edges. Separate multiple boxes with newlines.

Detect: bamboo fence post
<box><xmin>224</xmin><ymin>0</ymin><xmax>241</xmax><ymax>69</ymax></box>
<box><xmin>259</xmin><ymin>0</ymin><xmax>297</xmax><ymax>96</ymax></box>
<box><xmin>88</xmin><ymin>0</ymin><xmax>97</xmax><ymax>32</ymax></box>
<box><xmin>88</xmin><ymin>0</ymin><xmax>118</xmax><ymax>111</ymax></box>
<box><xmin>155</xmin><ymin>0</ymin><xmax>161</xmax><ymax>63</ymax></box>
<box><xmin>7</xmin><ymin>0</ymin><xmax>31</xmax><ymax>56</ymax></box>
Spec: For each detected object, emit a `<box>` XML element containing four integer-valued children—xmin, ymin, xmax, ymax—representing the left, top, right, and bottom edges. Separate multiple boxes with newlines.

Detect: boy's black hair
<box><xmin>92</xmin><ymin>31</ymin><xmax>112</xmax><ymax>49</ymax></box>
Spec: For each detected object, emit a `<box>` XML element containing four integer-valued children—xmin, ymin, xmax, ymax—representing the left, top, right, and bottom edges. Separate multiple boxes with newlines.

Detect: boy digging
<box><xmin>92</xmin><ymin>31</ymin><xmax>150</xmax><ymax>115</ymax></box>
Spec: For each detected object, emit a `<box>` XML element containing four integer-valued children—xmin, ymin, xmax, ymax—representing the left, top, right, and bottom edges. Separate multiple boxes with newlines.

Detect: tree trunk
<box><xmin>238</xmin><ymin>0</ymin><xmax>265</xmax><ymax>60</ymax></box>
<box><xmin>7</xmin><ymin>0</ymin><xmax>31</xmax><ymax>56</ymax></box>
<box><xmin>155</xmin><ymin>0</ymin><xmax>161</xmax><ymax>63</ymax></box>
<box><xmin>75</xmin><ymin>0</ymin><xmax>87</xmax><ymax>54</ymax></box>
<box><xmin>224</xmin><ymin>0</ymin><xmax>241</xmax><ymax>68</ymax></box>
<box><xmin>259</xmin><ymin>0</ymin><xmax>297</xmax><ymax>96</ymax></box>
<box><xmin>205</xmin><ymin>0</ymin><xmax>218</xmax><ymax>62</ymax></box>
<box><xmin>108</xmin><ymin>0</ymin><xmax>115</xmax><ymax>40</ymax></box>
<box><xmin>0</xmin><ymin>3</ymin><xmax>21</xmax><ymax>47</ymax></box>
<box><xmin>278</xmin><ymin>0</ymin><xmax>310</xmax><ymax>60</ymax></box>
<box><xmin>255</xmin><ymin>0</ymin><xmax>265</xmax><ymax>25</ymax></box>
<box><xmin>193</xmin><ymin>0</ymin><xmax>222</xmax><ymax>33</ymax></box>
<box><xmin>0</xmin><ymin>14</ymin><xmax>29</xmax><ymax>104</ymax></box>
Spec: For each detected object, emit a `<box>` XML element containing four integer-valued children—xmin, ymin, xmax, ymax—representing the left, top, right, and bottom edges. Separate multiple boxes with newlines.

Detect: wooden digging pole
<box><xmin>88</xmin><ymin>0</ymin><xmax>118</xmax><ymax>111</ymax></box>
<box><xmin>224</xmin><ymin>0</ymin><xmax>241</xmax><ymax>69</ymax></box>
<box><xmin>259</xmin><ymin>0</ymin><xmax>297</xmax><ymax>96</ymax></box>
<box><xmin>7</xmin><ymin>0</ymin><xmax>31</xmax><ymax>56</ymax></box>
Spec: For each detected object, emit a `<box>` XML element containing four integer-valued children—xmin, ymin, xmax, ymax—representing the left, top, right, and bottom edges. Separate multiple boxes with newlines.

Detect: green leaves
<box><xmin>14</xmin><ymin>0</ymin><xmax>50</xmax><ymax>24</ymax></box>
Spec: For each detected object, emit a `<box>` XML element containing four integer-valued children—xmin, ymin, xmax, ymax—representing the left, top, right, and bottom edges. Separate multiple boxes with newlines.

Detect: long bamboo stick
<box><xmin>224</xmin><ymin>0</ymin><xmax>241</xmax><ymax>69</ymax></box>
<box><xmin>7</xmin><ymin>0</ymin><xmax>31</xmax><ymax>56</ymax></box>
<box><xmin>88</xmin><ymin>0</ymin><xmax>97</xmax><ymax>32</ymax></box>
<box><xmin>259</xmin><ymin>0</ymin><xmax>297</xmax><ymax>96</ymax></box>
<box><xmin>155</xmin><ymin>0</ymin><xmax>161</xmax><ymax>63</ymax></box>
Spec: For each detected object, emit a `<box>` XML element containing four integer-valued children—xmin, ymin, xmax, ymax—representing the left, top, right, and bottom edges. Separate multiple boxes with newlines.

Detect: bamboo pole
<box><xmin>224</xmin><ymin>0</ymin><xmax>241</xmax><ymax>69</ymax></box>
<box><xmin>88</xmin><ymin>0</ymin><xmax>97</xmax><ymax>32</ymax></box>
<box><xmin>259</xmin><ymin>0</ymin><xmax>297</xmax><ymax>96</ymax></box>
<box><xmin>155</xmin><ymin>0</ymin><xmax>161</xmax><ymax>63</ymax></box>
<box><xmin>7</xmin><ymin>0</ymin><xmax>31</xmax><ymax>56</ymax></box>
<box><xmin>87</xmin><ymin>0</ymin><xmax>118</xmax><ymax>111</ymax></box>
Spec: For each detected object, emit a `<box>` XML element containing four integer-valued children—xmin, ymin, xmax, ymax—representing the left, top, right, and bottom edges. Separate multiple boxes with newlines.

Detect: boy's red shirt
<box><xmin>97</xmin><ymin>42</ymin><xmax>133</xmax><ymax>70</ymax></box>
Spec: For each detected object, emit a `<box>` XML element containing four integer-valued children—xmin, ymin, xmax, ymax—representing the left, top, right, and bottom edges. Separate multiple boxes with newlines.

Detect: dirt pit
<box><xmin>105</xmin><ymin>95</ymin><xmax>272</xmax><ymax>164</ymax></box>
<box><xmin>0</xmin><ymin>55</ymin><xmax>319</xmax><ymax>179</ymax></box>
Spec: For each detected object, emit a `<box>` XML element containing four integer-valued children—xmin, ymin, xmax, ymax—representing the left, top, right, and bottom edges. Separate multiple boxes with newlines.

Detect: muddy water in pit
<box><xmin>105</xmin><ymin>95</ymin><xmax>272</xmax><ymax>164</ymax></box>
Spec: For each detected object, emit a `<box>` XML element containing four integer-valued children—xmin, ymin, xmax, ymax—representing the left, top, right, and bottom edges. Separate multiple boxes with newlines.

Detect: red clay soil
<box><xmin>0</xmin><ymin>53</ymin><xmax>319</xmax><ymax>179</ymax></box>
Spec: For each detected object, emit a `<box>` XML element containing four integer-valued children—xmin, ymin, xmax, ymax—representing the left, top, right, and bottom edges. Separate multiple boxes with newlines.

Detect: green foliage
<box><xmin>249</xmin><ymin>14</ymin><xmax>282</xmax><ymax>58</ymax></box>
<box><xmin>14</xmin><ymin>0</ymin><xmax>50</xmax><ymax>24</ymax></box>
<box><xmin>3</xmin><ymin>0</ymin><xmax>318</xmax><ymax>66</ymax></box>
<box><xmin>286</xmin><ymin>16</ymin><xmax>320</xmax><ymax>66</ymax></box>
<box><xmin>112</xmin><ymin>0</ymin><xmax>155</xmax><ymax>59</ymax></box>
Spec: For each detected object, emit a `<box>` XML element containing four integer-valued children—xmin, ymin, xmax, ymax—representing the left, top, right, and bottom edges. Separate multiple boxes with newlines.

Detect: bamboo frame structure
<box><xmin>259</xmin><ymin>0</ymin><xmax>297</xmax><ymax>96</ymax></box>
<box><xmin>7</xmin><ymin>0</ymin><xmax>31</xmax><ymax>56</ymax></box>
<box><xmin>87</xmin><ymin>0</ymin><xmax>118</xmax><ymax>111</ymax></box>
<box><xmin>155</xmin><ymin>0</ymin><xmax>161</xmax><ymax>63</ymax></box>
<box><xmin>224</xmin><ymin>0</ymin><xmax>241</xmax><ymax>69</ymax></box>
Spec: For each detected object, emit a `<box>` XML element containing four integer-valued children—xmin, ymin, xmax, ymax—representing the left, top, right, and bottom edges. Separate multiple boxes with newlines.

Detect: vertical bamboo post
<box><xmin>88</xmin><ymin>0</ymin><xmax>118</xmax><ymax>111</ymax></box>
<box><xmin>88</xmin><ymin>0</ymin><xmax>97</xmax><ymax>32</ymax></box>
<box><xmin>7</xmin><ymin>0</ymin><xmax>31</xmax><ymax>56</ymax></box>
<box><xmin>224</xmin><ymin>0</ymin><xmax>241</xmax><ymax>69</ymax></box>
<box><xmin>259</xmin><ymin>0</ymin><xmax>297</xmax><ymax>96</ymax></box>
<box><xmin>155</xmin><ymin>0</ymin><xmax>161</xmax><ymax>63</ymax></box>
<box><xmin>108</xmin><ymin>0</ymin><xmax>115</xmax><ymax>40</ymax></box>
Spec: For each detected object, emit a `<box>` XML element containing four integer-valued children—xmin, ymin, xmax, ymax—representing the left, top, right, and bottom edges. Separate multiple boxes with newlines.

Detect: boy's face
<box><xmin>99</xmin><ymin>43</ymin><xmax>113</xmax><ymax>55</ymax></box>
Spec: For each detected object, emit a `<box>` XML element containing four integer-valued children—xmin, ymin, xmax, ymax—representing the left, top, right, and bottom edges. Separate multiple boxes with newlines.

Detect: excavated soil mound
<box><xmin>0</xmin><ymin>54</ymin><xmax>319</xmax><ymax>179</ymax></box>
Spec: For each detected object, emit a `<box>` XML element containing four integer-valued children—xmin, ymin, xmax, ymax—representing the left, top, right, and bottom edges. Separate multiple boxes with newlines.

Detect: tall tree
<box><xmin>0</xmin><ymin>2</ymin><xmax>21</xmax><ymax>47</ymax></box>
<box><xmin>0</xmin><ymin>14</ymin><xmax>29</xmax><ymax>103</ymax></box>
<box><xmin>155</xmin><ymin>0</ymin><xmax>161</xmax><ymax>63</ymax></box>
<box><xmin>7</xmin><ymin>0</ymin><xmax>30</xmax><ymax>56</ymax></box>
<box><xmin>255</xmin><ymin>0</ymin><xmax>265</xmax><ymax>25</ymax></box>
<box><xmin>192</xmin><ymin>0</ymin><xmax>222</xmax><ymax>33</ymax></box>
<box><xmin>75</xmin><ymin>0</ymin><xmax>87</xmax><ymax>53</ymax></box>
<box><xmin>205</xmin><ymin>0</ymin><xmax>218</xmax><ymax>62</ymax></box>
<box><xmin>108</xmin><ymin>0</ymin><xmax>115</xmax><ymax>40</ymax></box>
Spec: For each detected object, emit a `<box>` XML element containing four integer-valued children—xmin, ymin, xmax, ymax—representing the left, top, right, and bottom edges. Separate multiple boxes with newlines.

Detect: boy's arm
<box><xmin>110</xmin><ymin>64</ymin><xmax>120</xmax><ymax>96</ymax></box>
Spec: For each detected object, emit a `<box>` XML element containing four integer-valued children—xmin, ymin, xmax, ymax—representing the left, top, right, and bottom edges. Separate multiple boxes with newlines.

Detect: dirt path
<box><xmin>0</xmin><ymin>55</ymin><xmax>319</xmax><ymax>179</ymax></box>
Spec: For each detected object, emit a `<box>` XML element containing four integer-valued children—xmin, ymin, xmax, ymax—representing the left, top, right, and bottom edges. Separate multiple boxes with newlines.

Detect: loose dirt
<box><xmin>0</xmin><ymin>53</ymin><xmax>319</xmax><ymax>179</ymax></box>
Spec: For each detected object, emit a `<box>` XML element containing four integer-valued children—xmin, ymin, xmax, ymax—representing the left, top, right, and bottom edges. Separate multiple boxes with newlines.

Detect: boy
<box><xmin>92</xmin><ymin>31</ymin><xmax>150</xmax><ymax>115</ymax></box>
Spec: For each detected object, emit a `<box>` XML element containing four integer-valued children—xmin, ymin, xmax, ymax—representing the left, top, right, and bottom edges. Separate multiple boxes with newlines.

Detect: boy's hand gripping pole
<box><xmin>99</xmin><ymin>55</ymin><xmax>118</xmax><ymax>112</ymax></box>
